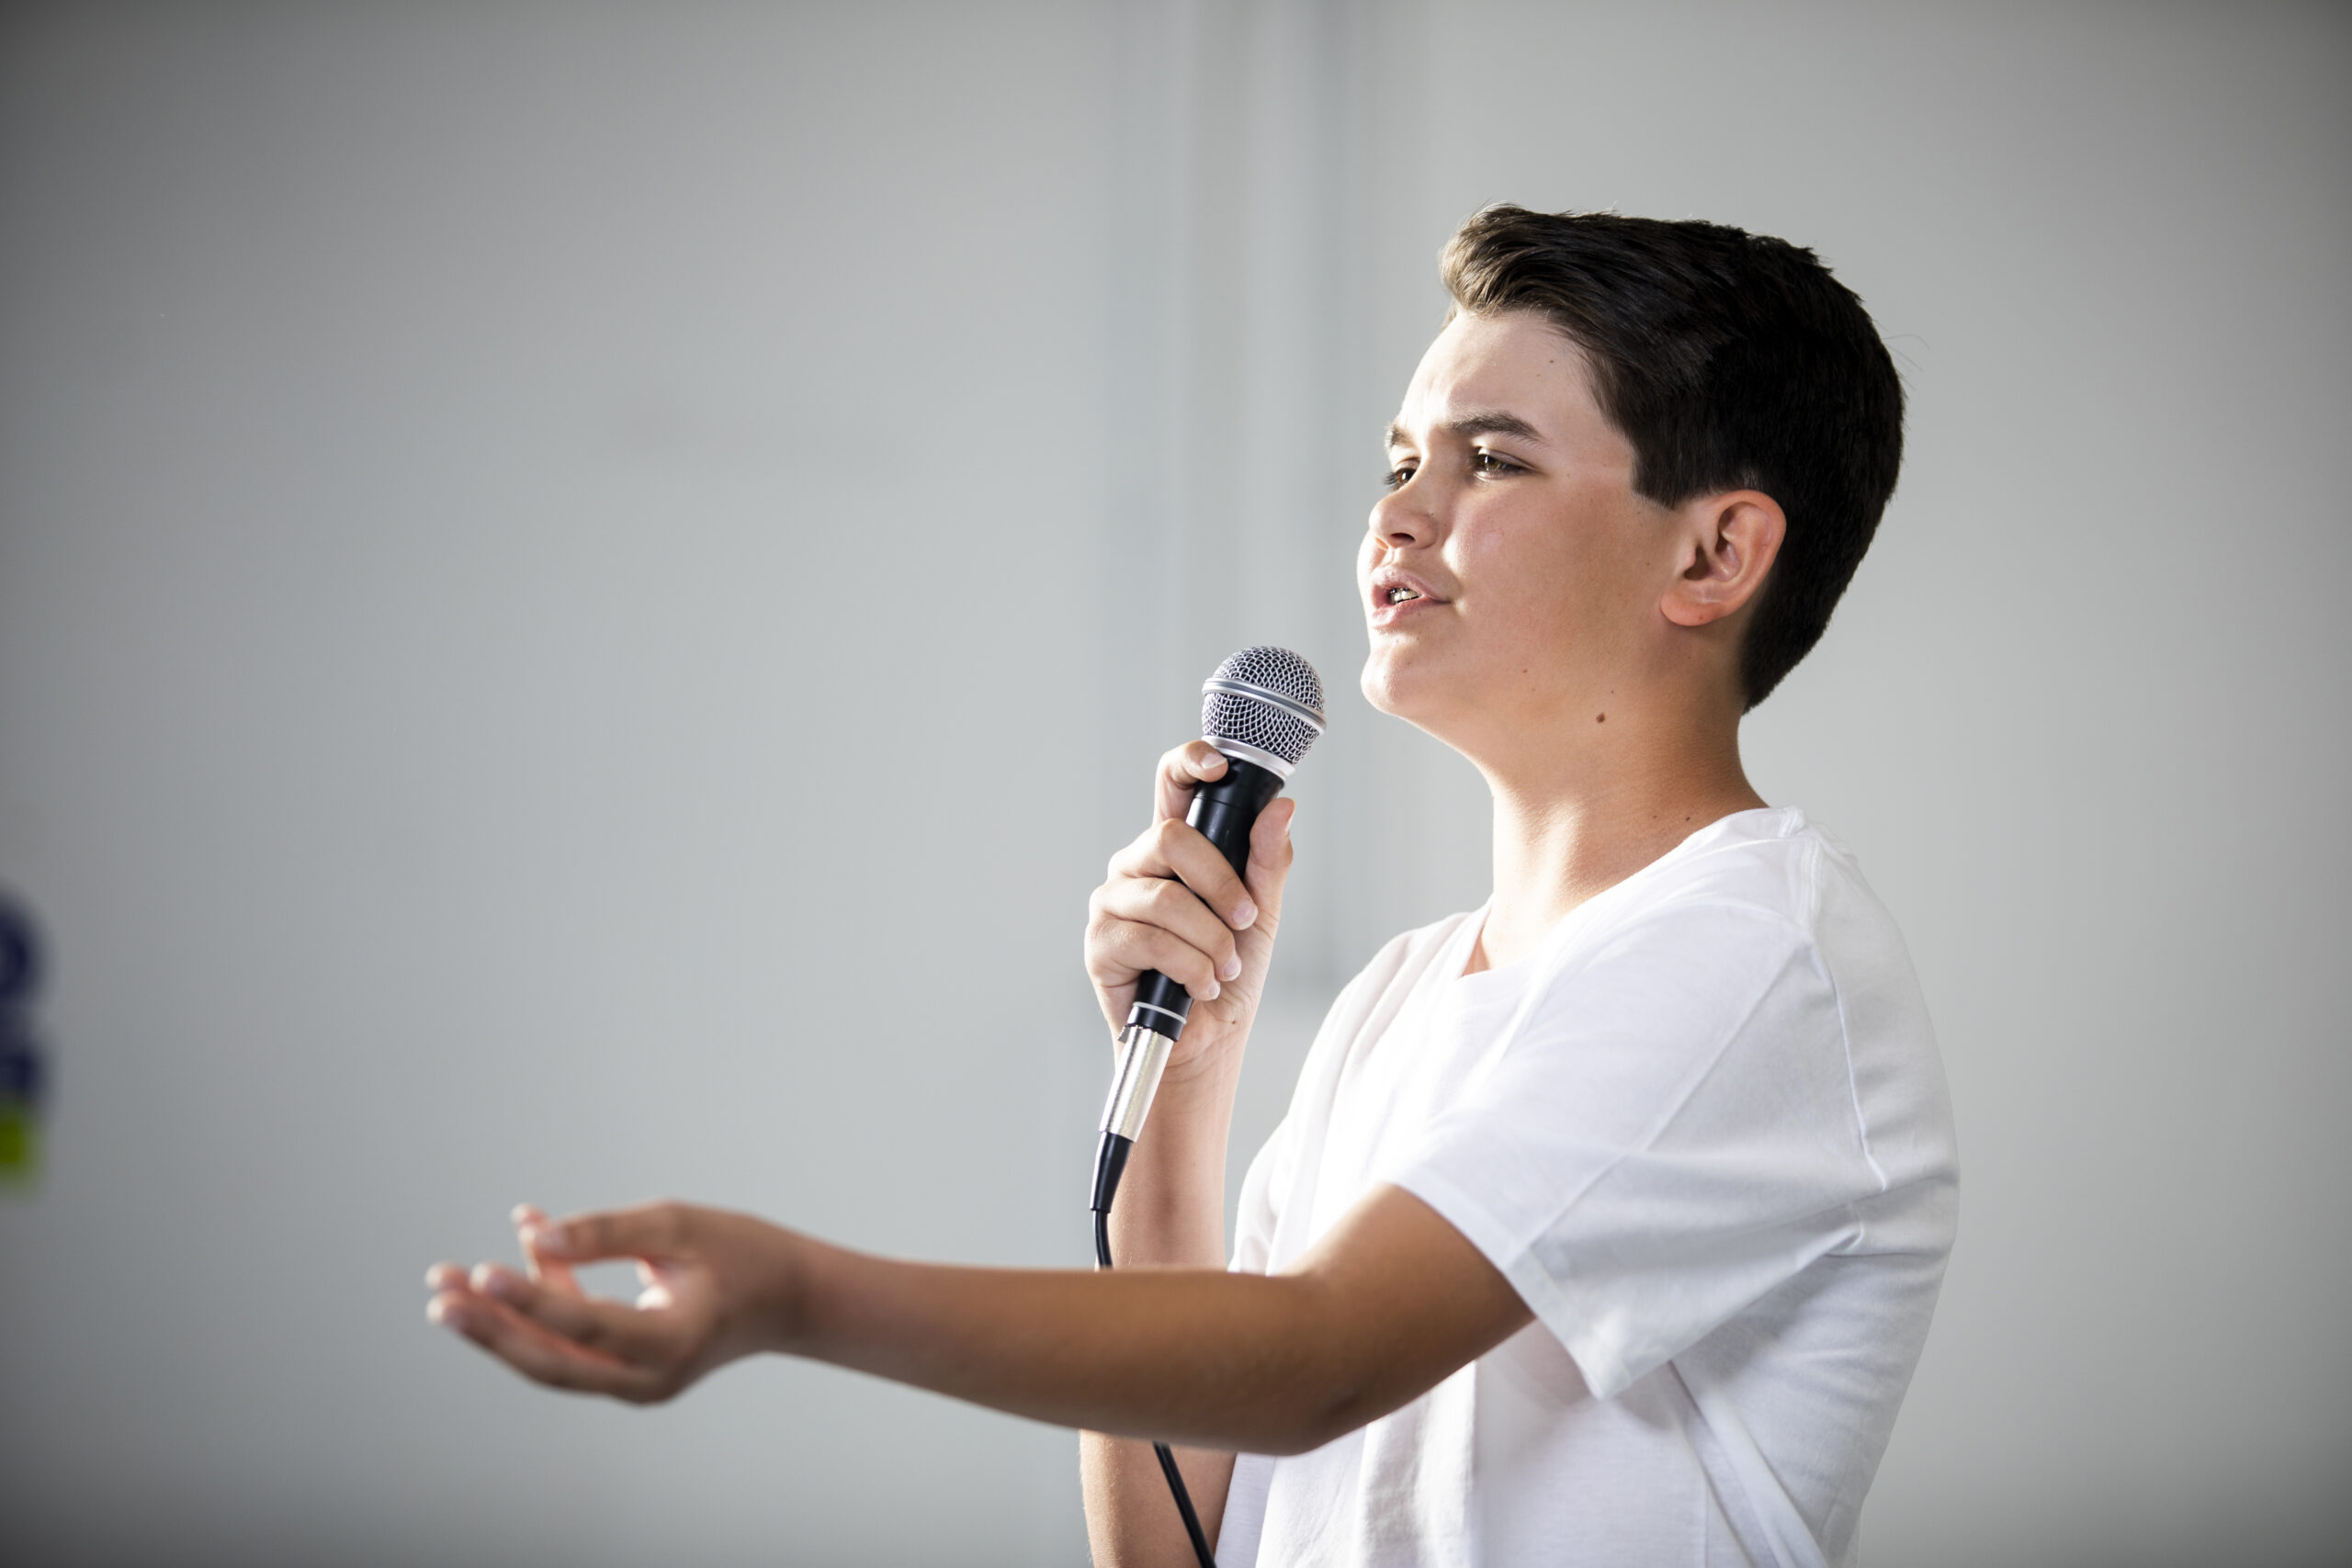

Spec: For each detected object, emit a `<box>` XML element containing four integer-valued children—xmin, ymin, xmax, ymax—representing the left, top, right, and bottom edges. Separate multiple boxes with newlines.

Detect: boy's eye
<box><xmin>1383</xmin><ymin>460</ymin><xmax>1417</xmax><ymax>491</ymax></box>
<box><xmin>1473</xmin><ymin>450</ymin><xmax>1524</xmax><ymax>476</ymax></box>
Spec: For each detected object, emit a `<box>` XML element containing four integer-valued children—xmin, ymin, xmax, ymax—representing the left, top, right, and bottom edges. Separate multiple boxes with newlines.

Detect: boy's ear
<box><xmin>1660</xmin><ymin>490</ymin><xmax>1785</xmax><ymax>628</ymax></box>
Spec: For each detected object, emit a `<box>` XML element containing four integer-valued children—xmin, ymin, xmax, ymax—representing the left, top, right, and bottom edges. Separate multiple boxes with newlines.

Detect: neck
<box><xmin>1464</xmin><ymin>692</ymin><xmax>1764</xmax><ymax>974</ymax></box>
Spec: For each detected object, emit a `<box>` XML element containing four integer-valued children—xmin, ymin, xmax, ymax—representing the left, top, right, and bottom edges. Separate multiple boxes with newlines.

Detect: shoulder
<box><xmin>1633</xmin><ymin>807</ymin><xmax>1818</xmax><ymax>916</ymax></box>
<box><xmin>1643</xmin><ymin>809</ymin><xmax>1934</xmax><ymax>1045</ymax></box>
<box><xmin>1607</xmin><ymin>807</ymin><xmax>1956</xmax><ymax>1201</ymax></box>
<box><xmin>1600</xmin><ymin>807</ymin><xmax>1905</xmax><ymax>965</ymax></box>
<box><xmin>1517</xmin><ymin>807</ymin><xmax>1945</xmax><ymax>1111</ymax></box>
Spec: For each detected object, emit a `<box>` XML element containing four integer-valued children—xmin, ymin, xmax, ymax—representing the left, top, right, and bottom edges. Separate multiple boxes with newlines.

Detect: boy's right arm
<box><xmin>420</xmin><ymin>743</ymin><xmax>1532</xmax><ymax>1562</ymax></box>
<box><xmin>1079</xmin><ymin>741</ymin><xmax>1295</xmax><ymax>1567</ymax></box>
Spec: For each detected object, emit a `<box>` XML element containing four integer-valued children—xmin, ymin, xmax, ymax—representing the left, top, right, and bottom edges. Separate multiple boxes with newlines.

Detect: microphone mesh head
<box><xmin>1200</xmin><ymin>646</ymin><xmax>1326</xmax><ymax>771</ymax></box>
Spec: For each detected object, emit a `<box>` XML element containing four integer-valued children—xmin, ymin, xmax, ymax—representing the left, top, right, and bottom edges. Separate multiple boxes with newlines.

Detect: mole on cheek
<box><xmin>1596</xmin><ymin>713</ymin><xmax>1606</xmax><ymax>723</ymax></box>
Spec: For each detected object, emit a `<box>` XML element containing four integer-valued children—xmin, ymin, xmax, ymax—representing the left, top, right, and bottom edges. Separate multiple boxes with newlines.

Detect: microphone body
<box><xmin>1095</xmin><ymin>647</ymin><xmax>1326</xmax><ymax>1181</ymax></box>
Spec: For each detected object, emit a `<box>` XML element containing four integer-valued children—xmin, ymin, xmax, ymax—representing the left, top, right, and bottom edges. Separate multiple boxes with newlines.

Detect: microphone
<box><xmin>1087</xmin><ymin>647</ymin><xmax>1325</xmax><ymax>1568</ymax></box>
<box><xmin>1094</xmin><ymin>646</ymin><xmax>1328</xmax><ymax>1194</ymax></box>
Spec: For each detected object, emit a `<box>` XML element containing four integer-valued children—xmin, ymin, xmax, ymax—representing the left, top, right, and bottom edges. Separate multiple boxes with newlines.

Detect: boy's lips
<box><xmin>1369</xmin><ymin>567</ymin><xmax>1447</xmax><ymax>626</ymax></box>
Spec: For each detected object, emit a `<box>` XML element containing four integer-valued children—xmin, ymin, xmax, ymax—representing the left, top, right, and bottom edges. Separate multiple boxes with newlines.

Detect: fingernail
<box><xmin>509</xmin><ymin>1202</ymin><xmax>536</xmax><ymax>1226</ymax></box>
<box><xmin>480</xmin><ymin>1268</ymin><xmax>526</xmax><ymax>1303</ymax></box>
<box><xmin>525</xmin><ymin>1224</ymin><xmax>565</xmax><ymax>1257</ymax></box>
<box><xmin>1204</xmin><ymin>978</ymin><xmax>1221</xmax><ymax>999</ymax></box>
<box><xmin>1219</xmin><ymin>954</ymin><xmax>1241</xmax><ymax>981</ymax></box>
<box><xmin>1232</xmin><ymin>899</ymin><xmax>1257</xmax><ymax>929</ymax></box>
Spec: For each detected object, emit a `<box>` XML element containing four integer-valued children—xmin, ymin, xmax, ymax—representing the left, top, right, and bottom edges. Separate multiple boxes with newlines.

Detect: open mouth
<box><xmin>1370</xmin><ymin>569</ymin><xmax>1440</xmax><ymax>615</ymax></box>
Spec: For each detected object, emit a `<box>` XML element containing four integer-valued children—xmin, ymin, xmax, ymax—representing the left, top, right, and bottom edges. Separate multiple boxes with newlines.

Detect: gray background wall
<box><xmin>1</xmin><ymin>3</ymin><xmax>2345</xmax><ymax>1564</ymax></box>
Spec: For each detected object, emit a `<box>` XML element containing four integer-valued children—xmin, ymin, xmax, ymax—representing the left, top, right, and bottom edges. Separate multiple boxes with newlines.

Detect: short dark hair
<box><xmin>1440</xmin><ymin>204</ymin><xmax>1905</xmax><ymax>709</ymax></box>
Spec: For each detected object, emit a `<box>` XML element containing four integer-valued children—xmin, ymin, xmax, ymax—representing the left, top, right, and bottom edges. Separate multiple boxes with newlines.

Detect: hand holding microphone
<box><xmin>1086</xmin><ymin>649</ymin><xmax>1326</xmax><ymax>1158</ymax></box>
<box><xmin>1083</xmin><ymin>741</ymin><xmax>1295</xmax><ymax>1074</ymax></box>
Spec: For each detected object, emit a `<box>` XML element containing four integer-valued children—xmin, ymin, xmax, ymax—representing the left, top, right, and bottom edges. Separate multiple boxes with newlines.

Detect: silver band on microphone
<box><xmin>1211</xmin><ymin>738</ymin><xmax>1300</xmax><ymax>780</ymax></box>
<box><xmin>1126</xmin><ymin>999</ymin><xmax>1189</xmax><ymax>1031</ymax></box>
<box><xmin>1201</xmin><ymin>675</ymin><xmax>1328</xmax><ymax>735</ymax></box>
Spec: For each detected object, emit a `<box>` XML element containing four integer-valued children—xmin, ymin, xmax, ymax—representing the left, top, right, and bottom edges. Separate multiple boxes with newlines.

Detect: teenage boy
<box><xmin>427</xmin><ymin>204</ymin><xmax>1958</xmax><ymax>1568</ymax></box>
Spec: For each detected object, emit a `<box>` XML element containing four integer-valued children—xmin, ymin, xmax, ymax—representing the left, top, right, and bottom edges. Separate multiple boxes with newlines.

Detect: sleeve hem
<box><xmin>1386</xmin><ymin>1164</ymin><xmax>1641</xmax><ymax>1402</ymax></box>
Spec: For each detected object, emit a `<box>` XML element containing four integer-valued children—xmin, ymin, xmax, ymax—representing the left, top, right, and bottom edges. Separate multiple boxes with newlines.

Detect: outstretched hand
<box><xmin>425</xmin><ymin>1201</ymin><xmax>803</xmax><ymax>1404</ymax></box>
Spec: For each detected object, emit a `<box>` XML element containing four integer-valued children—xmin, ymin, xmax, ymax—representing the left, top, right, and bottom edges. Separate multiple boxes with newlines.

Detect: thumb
<box><xmin>513</xmin><ymin>1202</ymin><xmax>581</xmax><ymax>1292</ymax></box>
<box><xmin>529</xmin><ymin>1201</ymin><xmax>691</xmax><ymax>1265</ymax></box>
<box><xmin>1241</xmin><ymin>795</ymin><xmax>1297</xmax><ymax>922</ymax></box>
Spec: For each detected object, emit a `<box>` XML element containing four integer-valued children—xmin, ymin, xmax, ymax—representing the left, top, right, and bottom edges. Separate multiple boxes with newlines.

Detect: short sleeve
<box><xmin>1382</xmin><ymin>900</ymin><xmax>1884</xmax><ymax>1400</ymax></box>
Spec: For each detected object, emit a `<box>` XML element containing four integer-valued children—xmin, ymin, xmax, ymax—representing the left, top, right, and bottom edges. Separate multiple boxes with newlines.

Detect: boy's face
<box><xmin>1361</xmin><ymin>310</ymin><xmax>1689</xmax><ymax>750</ymax></box>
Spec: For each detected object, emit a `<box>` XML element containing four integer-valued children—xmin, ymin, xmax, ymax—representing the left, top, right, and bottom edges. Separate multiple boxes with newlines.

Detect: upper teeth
<box><xmin>1386</xmin><ymin>586</ymin><xmax>1419</xmax><ymax>604</ymax></box>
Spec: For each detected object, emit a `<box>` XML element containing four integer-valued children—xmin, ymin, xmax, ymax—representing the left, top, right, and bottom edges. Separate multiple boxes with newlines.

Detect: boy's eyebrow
<box><xmin>1385</xmin><ymin>409</ymin><xmax>1547</xmax><ymax>448</ymax></box>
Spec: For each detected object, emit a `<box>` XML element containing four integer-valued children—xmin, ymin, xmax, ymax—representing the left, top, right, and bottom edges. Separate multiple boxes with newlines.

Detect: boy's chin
<box><xmin>1359</xmin><ymin>648</ymin><xmax>1446</xmax><ymax>723</ymax></box>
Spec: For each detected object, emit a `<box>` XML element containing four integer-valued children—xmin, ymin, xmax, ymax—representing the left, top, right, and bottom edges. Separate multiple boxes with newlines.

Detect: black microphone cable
<box><xmin>1091</xmin><ymin>1131</ymin><xmax>1217</xmax><ymax>1568</ymax></box>
<box><xmin>1085</xmin><ymin>648</ymin><xmax>1326</xmax><ymax>1568</ymax></box>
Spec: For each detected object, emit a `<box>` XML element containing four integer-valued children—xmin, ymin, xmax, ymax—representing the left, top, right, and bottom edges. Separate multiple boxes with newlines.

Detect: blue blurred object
<box><xmin>0</xmin><ymin>888</ymin><xmax>46</xmax><ymax>1179</ymax></box>
<box><xmin>0</xmin><ymin>1021</ymin><xmax>41</xmax><ymax>1106</ymax></box>
<box><xmin>0</xmin><ymin>889</ymin><xmax>40</xmax><ymax>1008</ymax></box>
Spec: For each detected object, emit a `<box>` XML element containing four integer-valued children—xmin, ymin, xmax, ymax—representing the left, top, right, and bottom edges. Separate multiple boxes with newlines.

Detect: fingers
<box><xmin>1108</xmin><ymin>818</ymin><xmax>1258</xmax><ymax>931</ymax></box>
<box><xmin>425</xmin><ymin>1284</ymin><xmax>668</xmax><ymax>1403</ymax></box>
<box><xmin>527</xmin><ymin>1201</ymin><xmax>690</xmax><ymax>1266</ymax></box>
<box><xmin>1089</xmin><ymin>906</ymin><xmax>1226</xmax><ymax>1000</ymax></box>
<box><xmin>467</xmin><ymin>1262</ymin><xmax>679</xmax><ymax>1364</ymax></box>
<box><xmin>1088</xmin><ymin>761</ymin><xmax>1302</xmax><ymax>1015</ymax></box>
<box><xmin>1154</xmin><ymin>740</ymin><xmax>1229</xmax><ymax>824</ymax></box>
<box><xmin>1091</xmin><ymin>818</ymin><xmax>1256</xmax><ymax>1004</ymax></box>
<box><xmin>424</xmin><ymin>1249</ymin><xmax>683</xmax><ymax>1402</ymax></box>
<box><xmin>1086</xmin><ymin>739</ymin><xmax>1302</xmax><ymax>1031</ymax></box>
<box><xmin>424</xmin><ymin>1201</ymin><xmax>769</xmax><ymax>1407</ymax></box>
<box><xmin>1091</xmin><ymin>876</ymin><xmax>1241</xmax><ymax>994</ymax></box>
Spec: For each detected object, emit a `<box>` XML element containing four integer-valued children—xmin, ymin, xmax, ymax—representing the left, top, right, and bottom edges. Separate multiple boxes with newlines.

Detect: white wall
<box><xmin>0</xmin><ymin>5</ymin><xmax>1114</xmax><ymax>1562</ymax></box>
<box><xmin>1</xmin><ymin>3</ymin><xmax>2346</xmax><ymax>1564</ymax></box>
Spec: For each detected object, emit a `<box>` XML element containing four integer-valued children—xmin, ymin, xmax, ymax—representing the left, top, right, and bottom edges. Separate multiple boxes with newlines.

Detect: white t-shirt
<box><xmin>1217</xmin><ymin>807</ymin><xmax>1958</xmax><ymax>1568</ymax></box>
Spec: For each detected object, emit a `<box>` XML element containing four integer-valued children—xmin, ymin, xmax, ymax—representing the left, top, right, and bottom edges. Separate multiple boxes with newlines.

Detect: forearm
<box><xmin>1105</xmin><ymin>1047</ymin><xmax>1244</xmax><ymax>1267</ymax></box>
<box><xmin>786</xmin><ymin>1243</ymin><xmax>1343</xmax><ymax>1454</ymax></box>
<box><xmin>767</xmin><ymin>1179</ymin><xmax>1528</xmax><ymax>1461</ymax></box>
<box><xmin>1083</xmin><ymin>1049</ymin><xmax>1248</xmax><ymax>1562</ymax></box>
<box><xmin>1084</xmin><ymin>1434</ymin><xmax>1234</xmax><ymax>1568</ymax></box>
